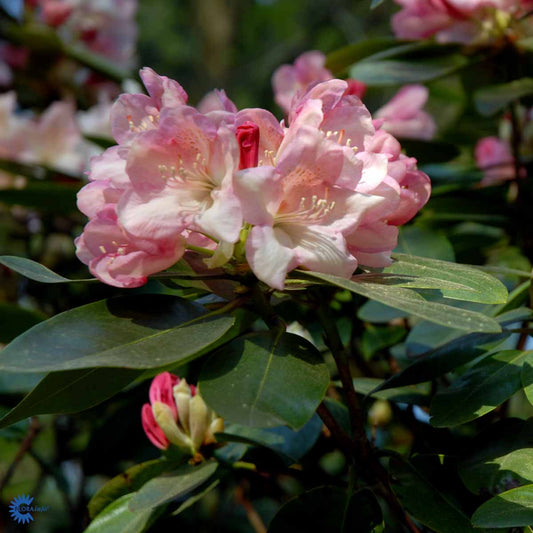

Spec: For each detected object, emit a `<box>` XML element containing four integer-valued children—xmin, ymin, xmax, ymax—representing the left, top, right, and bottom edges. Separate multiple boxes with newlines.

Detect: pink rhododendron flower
<box><xmin>475</xmin><ymin>136</ymin><xmax>515</xmax><ymax>185</ymax></box>
<box><xmin>392</xmin><ymin>0</ymin><xmax>531</xmax><ymax>44</ymax></box>
<box><xmin>375</xmin><ymin>85</ymin><xmax>437</xmax><ymax>140</ymax></box>
<box><xmin>141</xmin><ymin>372</ymin><xmax>224</xmax><ymax>454</ymax></box>
<box><xmin>272</xmin><ymin>51</ymin><xmax>366</xmax><ymax>114</ymax></box>
<box><xmin>475</xmin><ymin>106</ymin><xmax>532</xmax><ymax>185</ymax></box>
<box><xmin>76</xmin><ymin>69</ymin><xmax>430</xmax><ymax>291</ymax></box>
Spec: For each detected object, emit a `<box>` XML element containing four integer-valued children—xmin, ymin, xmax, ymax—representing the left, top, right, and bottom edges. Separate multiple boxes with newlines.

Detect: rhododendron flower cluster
<box><xmin>141</xmin><ymin>372</ymin><xmax>224</xmax><ymax>455</ymax></box>
<box><xmin>272</xmin><ymin>51</ymin><xmax>436</xmax><ymax>140</ymax></box>
<box><xmin>392</xmin><ymin>0</ymin><xmax>533</xmax><ymax>45</ymax></box>
<box><xmin>75</xmin><ymin>67</ymin><xmax>431</xmax><ymax>290</ymax></box>
<box><xmin>475</xmin><ymin>106</ymin><xmax>532</xmax><ymax>185</ymax></box>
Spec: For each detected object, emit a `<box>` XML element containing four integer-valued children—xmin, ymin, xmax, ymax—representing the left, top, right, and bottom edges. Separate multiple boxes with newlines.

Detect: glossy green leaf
<box><xmin>430</xmin><ymin>350</ymin><xmax>533</xmax><ymax>427</ymax></box>
<box><xmin>0</xmin><ymin>182</ymin><xmax>80</xmax><ymax>212</ymax></box>
<box><xmin>325</xmin><ymin>37</ymin><xmax>398</xmax><ymax>74</ymax></box>
<box><xmin>128</xmin><ymin>461</ymin><xmax>218</xmax><ymax>511</ymax></box>
<box><xmin>200</xmin><ymin>331</ymin><xmax>330</xmax><ymax>429</ymax></box>
<box><xmin>268</xmin><ymin>487</ymin><xmax>382</xmax><ymax>533</ymax></box>
<box><xmin>374</xmin><ymin>308</ymin><xmax>528</xmax><ymax>390</ymax></box>
<box><xmin>0</xmin><ymin>295</ymin><xmax>235</xmax><ymax>372</ymax></box>
<box><xmin>459</xmin><ymin>418</ymin><xmax>533</xmax><ymax>494</ymax></box>
<box><xmin>387</xmin><ymin>253</ymin><xmax>508</xmax><ymax>304</ymax></box>
<box><xmin>350</xmin><ymin>54</ymin><xmax>468</xmax><ymax>86</ymax></box>
<box><xmin>357</xmin><ymin>300</ymin><xmax>407</xmax><ymax>323</ymax></box>
<box><xmin>0</xmin><ymin>303</ymin><xmax>45</xmax><ymax>342</ymax></box>
<box><xmin>0</xmin><ymin>368</ymin><xmax>142</xmax><ymax>428</ymax></box>
<box><xmin>302</xmin><ymin>271</ymin><xmax>502</xmax><ymax>333</ymax></box>
<box><xmin>220</xmin><ymin>415</ymin><xmax>322</xmax><ymax>464</ymax></box>
<box><xmin>472</xmin><ymin>485</ymin><xmax>533</xmax><ymax>528</ymax></box>
<box><xmin>88</xmin><ymin>460</ymin><xmax>179</xmax><ymax>519</ymax></box>
<box><xmin>395</xmin><ymin>226</ymin><xmax>455</xmax><ymax>261</ymax></box>
<box><xmin>85</xmin><ymin>494</ymin><xmax>157</xmax><ymax>533</ymax></box>
<box><xmin>0</xmin><ymin>255</ymin><xmax>91</xmax><ymax>283</ymax></box>
<box><xmin>522</xmin><ymin>361</ymin><xmax>533</xmax><ymax>405</ymax></box>
<box><xmin>351</xmin><ymin>272</ymin><xmax>476</xmax><ymax>292</ymax></box>
<box><xmin>171</xmin><ymin>480</ymin><xmax>220</xmax><ymax>516</ymax></box>
<box><xmin>390</xmin><ymin>457</ymin><xmax>477</xmax><ymax>533</ymax></box>
<box><xmin>474</xmin><ymin>78</ymin><xmax>533</xmax><ymax>116</ymax></box>
<box><xmin>353</xmin><ymin>378</ymin><xmax>429</xmax><ymax>406</ymax></box>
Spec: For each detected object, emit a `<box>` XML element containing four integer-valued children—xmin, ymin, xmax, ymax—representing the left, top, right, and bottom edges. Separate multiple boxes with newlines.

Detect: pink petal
<box><xmin>142</xmin><ymin>403</ymin><xmax>169</xmax><ymax>450</ymax></box>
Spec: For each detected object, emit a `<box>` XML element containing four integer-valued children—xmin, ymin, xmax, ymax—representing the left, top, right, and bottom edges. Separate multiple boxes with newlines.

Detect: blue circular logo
<box><xmin>9</xmin><ymin>494</ymin><xmax>34</xmax><ymax>524</ymax></box>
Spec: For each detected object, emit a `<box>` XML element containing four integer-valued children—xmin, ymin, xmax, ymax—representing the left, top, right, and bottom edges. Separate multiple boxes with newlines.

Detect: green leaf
<box><xmin>352</xmin><ymin>378</ymin><xmax>429</xmax><ymax>406</ymax></box>
<box><xmin>370</xmin><ymin>0</ymin><xmax>386</xmax><ymax>8</ymax></box>
<box><xmin>350</xmin><ymin>54</ymin><xmax>468</xmax><ymax>86</ymax></box>
<box><xmin>472</xmin><ymin>485</ymin><xmax>533</xmax><ymax>528</ymax></box>
<box><xmin>0</xmin><ymin>255</ymin><xmax>92</xmax><ymax>283</ymax></box>
<box><xmin>459</xmin><ymin>418</ymin><xmax>533</xmax><ymax>494</ymax></box>
<box><xmin>85</xmin><ymin>493</ymin><xmax>158</xmax><ymax>533</ymax></box>
<box><xmin>373</xmin><ymin>308</ymin><xmax>527</xmax><ymax>390</ymax></box>
<box><xmin>357</xmin><ymin>300</ymin><xmax>407</xmax><ymax>323</ymax></box>
<box><xmin>268</xmin><ymin>487</ymin><xmax>382</xmax><ymax>533</ymax></box>
<box><xmin>430</xmin><ymin>350</ymin><xmax>533</xmax><ymax>427</ymax></box>
<box><xmin>200</xmin><ymin>331</ymin><xmax>330</xmax><ymax>429</ymax></box>
<box><xmin>390</xmin><ymin>457</ymin><xmax>477</xmax><ymax>533</ymax></box>
<box><xmin>0</xmin><ymin>295</ymin><xmax>235</xmax><ymax>372</ymax></box>
<box><xmin>0</xmin><ymin>303</ymin><xmax>45</xmax><ymax>342</ymax></box>
<box><xmin>128</xmin><ymin>461</ymin><xmax>218</xmax><ymax>511</ymax></box>
<box><xmin>386</xmin><ymin>253</ymin><xmax>508</xmax><ymax>304</ymax></box>
<box><xmin>395</xmin><ymin>226</ymin><xmax>455</xmax><ymax>261</ymax></box>
<box><xmin>522</xmin><ymin>361</ymin><xmax>533</xmax><ymax>406</ymax></box>
<box><xmin>301</xmin><ymin>271</ymin><xmax>502</xmax><ymax>333</ymax></box>
<box><xmin>325</xmin><ymin>37</ymin><xmax>399</xmax><ymax>75</ymax></box>
<box><xmin>474</xmin><ymin>78</ymin><xmax>533</xmax><ymax>116</ymax></box>
<box><xmin>0</xmin><ymin>182</ymin><xmax>80</xmax><ymax>212</ymax></box>
<box><xmin>0</xmin><ymin>368</ymin><xmax>142</xmax><ymax>428</ymax></box>
<box><xmin>88</xmin><ymin>460</ymin><xmax>179</xmax><ymax>519</ymax></box>
<box><xmin>171</xmin><ymin>480</ymin><xmax>220</xmax><ymax>516</ymax></box>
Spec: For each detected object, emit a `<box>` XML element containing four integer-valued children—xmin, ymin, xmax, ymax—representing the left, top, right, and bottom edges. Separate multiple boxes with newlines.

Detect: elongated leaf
<box><xmin>350</xmin><ymin>54</ymin><xmax>468</xmax><ymax>86</ymax></box>
<box><xmin>0</xmin><ymin>182</ymin><xmax>80</xmax><ymax>212</ymax></box>
<box><xmin>430</xmin><ymin>350</ymin><xmax>533</xmax><ymax>427</ymax></box>
<box><xmin>474</xmin><ymin>78</ymin><xmax>533</xmax><ymax>116</ymax></box>
<box><xmin>0</xmin><ymin>255</ymin><xmax>91</xmax><ymax>283</ymax></box>
<box><xmin>351</xmin><ymin>272</ymin><xmax>475</xmax><ymax>291</ymax></box>
<box><xmin>387</xmin><ymin>253</ymin><xmax>508</xmax><ymax>304</ymax></box>
<box><xmin>370</xmin><ymin>0</ymin><xmax>386</xmax><ymax>7</ymax></box>
<box><xmin>302</xmin><ymin>271</ymin><xmax>502</xmax><ymax>333</ymax></box>
<box><xmin>200</xmin><ymin>331</ymin><xmax>330</xmax><ymax>429</ymax></box>
<box><xmin>0</xmin><ymin>295</ymin><xmax>235</xmax><ymax>372</ymax></box>
<box><xmin>325</xmin><ymin>37</ymin><xmax>398</xmax><ymax>74</ymax></box>
<box><xmin>89</xmin><ymin>460</ymin><xmax>179</xmax><ymax>519</ymax></box>
<box><xmin>353</xmin><ymin>378</ymin><xmax>429</xmax><ymax>406</ymax></box>
<box><xmin>396</xmin><ymin>226</ymin><xmax>455</xmax><ymax>261</ymax></box>
<box><xmin>523</xmin><ymin>361</ymin><xmax>533</xmax><ymax>405</ymax></box>
<box><xmin>0</xmin><ymin>368</ymin><xmax>142</xmax><ymax>428</ymax></box>
<box><xmin>373</xmin><ymin>308</ymin><xmax>529</xmax><ymax>391</ymax></box>
<box><xmin>390</xmin><ymin>457</ymin><xmax>477</xmax><ymax>533</ymax></box>
<box><xmin>85</xmin><ymin>494</ymin><xmax>156</xmax><ymax>533</ymax></box>
<box><xmin>172</xmin><ymin>480</ymin><xmax>220</xmax><ymax>516</ymax></box>
<box><xmin>128</xmin><ymin>461</ymin><xmax>218</xmax><ymax>511</ymax></box>
<box><xmin>0</xmin><ymin>303</ymin><xmax>45</xmax><ymax>342</ymax></box>
<box><xmin>268</xmin><ymin>486</ymin><xmax>382</xmax><ymax>533</ymax></box>
<box><xmin>472</xmin><ymin>485</ymin><xmax>533</xmax><ymax>527</ymax></box>
<box><xmin>459</xmin><ymin>418</ymin><xmax>533</xmax><ymax>494</ymax></box>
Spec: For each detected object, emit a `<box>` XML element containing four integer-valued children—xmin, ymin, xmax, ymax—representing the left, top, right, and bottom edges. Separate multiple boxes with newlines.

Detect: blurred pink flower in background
<box><xmin>272</xmin><ymin>51</ymin><xmax>366</xmax><ymax>114</ymax></box>
<box><xmin>375</xmin><ymin>85</ymin><xmax>437</xmax><ymax>140</ymax></box>
<box><xmin>392</xmin><ymin>0</ymin><xmax>532</xmax><ymax>44</ymax></box>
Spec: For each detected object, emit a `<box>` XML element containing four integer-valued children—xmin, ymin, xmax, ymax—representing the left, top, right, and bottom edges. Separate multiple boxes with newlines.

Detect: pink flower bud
<box><xmin>236</xmin><ymin>121</ymin><xmax>260</xmax><ymax>170</ymax></box>
<box><xmin>141</xmin><ymin>373</ymin><xmax>223</xmax><ymax>456</ymax></box>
